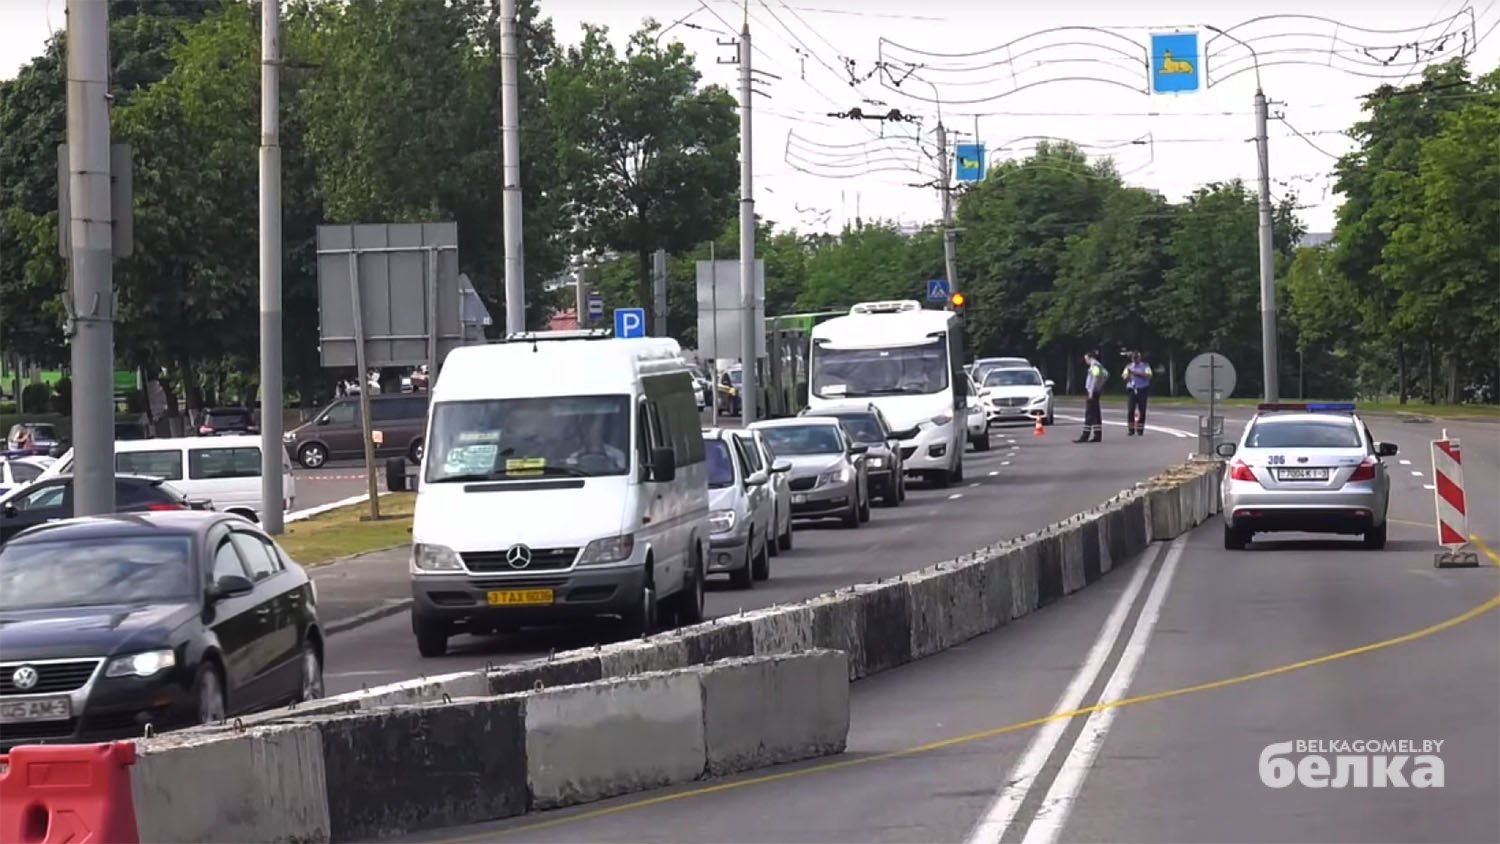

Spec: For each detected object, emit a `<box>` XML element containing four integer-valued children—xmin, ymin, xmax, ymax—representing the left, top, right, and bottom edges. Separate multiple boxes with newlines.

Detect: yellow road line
<box><xmin>438</xmin><ymin>541</ymin><xmax>1500</xmax><ymax>843</ymax></box>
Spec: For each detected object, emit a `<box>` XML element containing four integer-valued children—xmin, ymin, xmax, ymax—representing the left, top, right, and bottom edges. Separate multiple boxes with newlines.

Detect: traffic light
<box><xmin>948</xmin><ymin>291</ymin><xmax>966</xmax><ymax>313</ymax></box>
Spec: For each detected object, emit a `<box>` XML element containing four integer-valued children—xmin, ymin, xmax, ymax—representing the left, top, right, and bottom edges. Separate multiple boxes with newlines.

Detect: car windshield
<box><xmin>984</xmin><ymin>369</ymin><xmax>1042</xmax><ymax>387</ymax></box>
<box><xmin>1246</xmin><ymin>420</ymin><xmax>1363</xmax><ymax>449</ymax></box>
<box><xmin>425</xmin><ymin>395</ymin><xmax>632</xmax><ymax>482</ymax></box>
<box><xmin>832</xmin><ymin>414</ymin><xmax>885</xmax><ymax>444</ymax></box>
<box><xmin>705</xmin><ymin>440</ymin><xmax>735</xmax><ymax>488</ymax></box>
<box><xmin>757</xmin><ymin>425</ymin><xmax>844</xmax><ymax>455</ymax></box>
<box><xmin>0</xmin><ymin>536</ymin><xmax>197</xmax><ymax>610</ymax></box>
<box><xmin>206</xmin><ymin>411</ymin><xmax>249</xmax><ymax>425</ymax></box>
<box><xmin>812</xmin><ymin>338</ymin><xmax>950</xmax><ymax>398</ymax></box>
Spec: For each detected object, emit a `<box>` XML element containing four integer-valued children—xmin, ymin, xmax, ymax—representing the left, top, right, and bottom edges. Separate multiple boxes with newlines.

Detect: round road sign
<box><xmin>1184</xmin><ymin>352</ymin><xmax>1236</xmax><ymax>402</ymax></box>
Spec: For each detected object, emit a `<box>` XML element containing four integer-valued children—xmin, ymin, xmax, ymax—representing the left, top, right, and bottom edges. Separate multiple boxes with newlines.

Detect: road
<box><xmin>290</xmin><ymin>459</ymin><xmax>378</xmax><ymax>513</ymax></box>
<box><xmin>392</xmin><ymin>411</ymin><xmax>1500</xmax><ymax>844</ymax></box>
<box><xmin>323</xmin><ymin>412</ymin><xmax>1203</xmax><ymax>695</ymax></box>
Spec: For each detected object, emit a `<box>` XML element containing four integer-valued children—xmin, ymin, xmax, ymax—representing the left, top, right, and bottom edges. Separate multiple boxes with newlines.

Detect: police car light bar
<box><xmin>1256</xmin><ymin>402</ymin><xmax>1357</xmax><ymax>413</ymax></box>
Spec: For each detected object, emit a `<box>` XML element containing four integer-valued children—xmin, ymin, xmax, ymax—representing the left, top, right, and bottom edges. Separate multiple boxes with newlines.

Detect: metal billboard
<box><xmin>695</xmin><ymin>259</ymin><xmax>766</xmax><ymax>360</ymax></box>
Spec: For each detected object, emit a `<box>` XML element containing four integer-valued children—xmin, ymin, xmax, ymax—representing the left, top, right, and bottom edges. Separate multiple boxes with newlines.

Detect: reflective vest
<box><xmin>1122</xmin><ymin>362</ymin><xmax>1153</xmax><ymax>390</ymax></box>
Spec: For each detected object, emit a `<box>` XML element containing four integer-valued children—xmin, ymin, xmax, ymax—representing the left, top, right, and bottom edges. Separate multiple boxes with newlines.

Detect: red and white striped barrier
<box><xmin>1430</xmin><ymin>435</ymin><xmax>1467</xmax><ymax>549</ymax></box>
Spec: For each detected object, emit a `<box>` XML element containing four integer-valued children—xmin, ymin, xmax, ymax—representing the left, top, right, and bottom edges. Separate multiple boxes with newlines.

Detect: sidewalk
<box><xmin>308</xmin><ymin>546</ymin><xmax>413</xmax><ymax>635</ymax></box>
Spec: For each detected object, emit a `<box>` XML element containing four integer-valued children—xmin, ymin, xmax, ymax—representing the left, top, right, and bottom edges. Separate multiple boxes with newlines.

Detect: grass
<box><xmin>277</xmin><ymin>492</ymin><xmax>415</xmax><ymax>566</ymax></box>
<box><xmin>1140</xmin><ymin>396</ymin><xmax>1499</xmax><ymax>419</ymax></box>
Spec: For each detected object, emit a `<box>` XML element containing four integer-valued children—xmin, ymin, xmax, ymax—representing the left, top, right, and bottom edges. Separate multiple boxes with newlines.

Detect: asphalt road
<box><xmin>396</xmin><ymin>410</ymin><xmax>1500</xmax><ymax>844</ymax></box>
<box><xmin>290</xmin><ymin>459</ymin><xmax>378</xmax><ymax>512</ymax></box>
<box><xmin>323</xmin><ymin>413</ymin><xmax>1203</xmax><ymax>695</ymax></box>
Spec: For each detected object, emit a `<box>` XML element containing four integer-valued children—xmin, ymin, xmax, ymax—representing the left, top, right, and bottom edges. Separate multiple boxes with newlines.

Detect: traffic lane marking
<box><xmin>1052</xmin><ymin>414</ymin><xmax>1193</xmax><ymax>439</ymax></box>
<box><xmin>427</xmin><ymin>533</ymin><xmax>1500</xmax><ymax>843</ymax></box>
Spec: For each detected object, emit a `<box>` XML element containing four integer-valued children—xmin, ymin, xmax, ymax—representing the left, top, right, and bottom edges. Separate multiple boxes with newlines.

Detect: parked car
<box><xmin>283</xmin><ymin>393</ymin><xmax>429</xmax><ymax>469</ymax></box>
<box><xmin>0</xmin><ymin>474</ymin><xmax>209</xmax><ymax>545</ymax></box>
<box><xmin>800</xmin><ymin>402</ymin><xmax>905</xmax><ymax>507</ymax></box>
<box><xmin>702</xmin><ymin>427</ymin><xmax>779</xmax><ymax>588</ymax></box>
<box><xmin>748</xmin><ymin>417</ymin><xmax>870</xmax><ymax>528</ymax></box>
<box><xmin>5</xmin><ymin>422</ymin><xmax>61</xmax><ymax>457</ymax></box>
<box><xmin>0</xmin><ymin>457</ymin><xmax>50</xmax><ymax>498</ymax></box>
<box><xmin>977</xmin><ymin>367</ymin><xmax>1055</xmax><ymax>426</ymax></box>
<box><xmin>970</xmin><ymin>357</ymin><xmax>1032</xmax><ymax>383</ymax></box>
<box><xmin>198</xmin><ymin>407</ymin><xmax>257</xmax><ymax>437</ymax></box>
<box><xmin>0</xmin><ymin>511</ymin><xmax>324</xmax><ymax>749</ymax></box>
<box><xmin>744</xmin><ymin>427</ymin><xmax>795</xmax><ymax>552</ymax></box>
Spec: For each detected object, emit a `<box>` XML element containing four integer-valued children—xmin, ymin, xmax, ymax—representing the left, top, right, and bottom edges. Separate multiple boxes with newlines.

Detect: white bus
<box><xmin>805</xmin><ymin>300</ymin><xmax>968</xmax><ymax>486</ymax></box>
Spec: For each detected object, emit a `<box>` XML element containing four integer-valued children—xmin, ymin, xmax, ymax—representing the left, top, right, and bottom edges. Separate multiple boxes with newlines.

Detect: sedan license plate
<box><xmin>0</xmin><ymin>696</ymin><xmax>72</xmax><ymax>724</ymax></box>
<box><xmin>1276</xmin><ymin>467</ymin><xmax>1329</xmax><ymax>481</ymax></box>
<box><xmin>486</xmin><ymin>589</ymin><xmax>553</xmax><ymax>607</ymax></box>
<box><xmin>792</xmin><ymin>494</ymin><xmax>807</xmax><ymax>504</ymax></box>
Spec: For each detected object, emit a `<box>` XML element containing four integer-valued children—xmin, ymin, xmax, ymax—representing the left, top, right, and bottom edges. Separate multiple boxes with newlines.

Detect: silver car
<box><xmin>1215</xmin><ymin>404</ymin><xmax>1398</xmax><ymax>550</ymax></box>
<box><xmin>744</xmin><ymin>428</ymin><xmax>796</xmax><ymax>553</ymax></box>
<box><xmin>703</xmin><ymin>427</ymin><xmax>782</xmax><ymax>587</ymax></box>
<box><xmin>803</xmin><ymin>403</ymin><xmax>906</xmax><ymax>507</ymax></box>
<box><xmin>748</xmin><ymin>417</ymin><xmax>870</xmax><ymax>528</ymax></box>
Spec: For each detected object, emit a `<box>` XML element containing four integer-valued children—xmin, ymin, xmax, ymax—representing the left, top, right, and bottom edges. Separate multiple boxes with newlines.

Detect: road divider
<box><xmin>115</xmin><ymin>458</ymin><xmax>1221</xmax><ymax>842</ymax></box>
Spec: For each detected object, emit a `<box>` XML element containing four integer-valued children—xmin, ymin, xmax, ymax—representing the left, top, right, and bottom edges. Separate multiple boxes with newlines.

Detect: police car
<box><xmin>1215</xmin><ymin>404</ymin><xmax>1398</xmax><ymax>550</ymax></box>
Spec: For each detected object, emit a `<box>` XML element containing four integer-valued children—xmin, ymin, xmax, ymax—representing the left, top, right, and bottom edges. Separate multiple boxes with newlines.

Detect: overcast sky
<box><xmin>3</xmin><ymin>0</ymin><xmax>1496</xmax><ymax>236</ymax></box>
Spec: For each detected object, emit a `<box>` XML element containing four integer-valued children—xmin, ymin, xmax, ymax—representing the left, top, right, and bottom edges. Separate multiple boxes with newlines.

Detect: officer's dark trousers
<box><xmin>1127</xmin><ymin>387</ymin><xmax>1149</xmax><ymax>432</ymax></box>
<box><xmin>1082</xmin><ymin>393</ymin><xmax>1102</xmax><ymax>439</ymax></box>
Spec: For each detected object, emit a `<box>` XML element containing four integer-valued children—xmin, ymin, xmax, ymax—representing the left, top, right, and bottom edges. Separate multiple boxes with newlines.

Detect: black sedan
<box><xmin>0</xmin><ymin>511</ymin><xmax>325</xmax><ymax>749</ymax></box>
<box><xmin>0</xmin><ymin>474</ymin><xmax>208</xmax><ymax>545</ymax></box>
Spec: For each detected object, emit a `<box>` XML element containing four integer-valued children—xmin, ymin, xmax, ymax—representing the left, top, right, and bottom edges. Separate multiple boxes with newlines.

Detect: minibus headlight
<box><xmin>411</xmin><ymin>542</ymin><xmax>462</xmax><ymax>572</ymax></box>
<box><xmin>578</xmin><ymin>534</ymin><xmax>635</xmax><ymax>565</ymax></box>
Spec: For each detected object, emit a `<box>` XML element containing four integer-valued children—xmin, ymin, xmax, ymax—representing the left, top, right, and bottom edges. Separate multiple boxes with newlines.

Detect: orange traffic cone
<box><xmin>1033</xmin><ymin>413</ymin><xmax>1045</xmax><ymax>436</ymax></box>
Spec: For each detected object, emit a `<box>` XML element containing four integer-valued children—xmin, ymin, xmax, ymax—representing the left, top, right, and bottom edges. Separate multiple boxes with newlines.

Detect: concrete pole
<box><xmin>574</xmin><ymin>268</ymin><xmax>587</xmax><ymax>327</ymax></box>
<box><xmin>938</xmin><ymin>122</ymin><xmax>959</xmax><ymax>303</ymax></box>
<box><xmin>652</xmin><ymin>248</ymin><xmax>668</xmax><ymax>337</ymax></box>
<box><xmin>738</xmin><ymin>25</ymin><xmax>757</xmax><ymax>427</ymax></box>
<box><xmin>1254</xmin><ymin>89</ymin><xmax>1279</xmax><ymax>402</ymax></box>
<box><xmin>500</xmin><ymin>0</ymin><xmax>526</xmax><ymax>334</ymax></box>
<box><xmin>65</xmin><ymin>0</ymin><xmax>115</xmax><ymax>517</ymax></box>
<box><xmin>259</xmin><ymin>0</ymin><xmax>285</xmax><ymax>534</ymax></box>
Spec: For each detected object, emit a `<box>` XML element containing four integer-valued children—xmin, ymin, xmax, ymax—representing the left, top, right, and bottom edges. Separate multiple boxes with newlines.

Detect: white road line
<box><xmin>1411</xmin><ymin>471</ymin><xmax>1423</xmax><ymax>477</ymax></box>
<box><xmin>969</xmin><ymin>482</ymin><xmax>981</xmax><ymax>488</ymax></box>
<box><xmin>1399</xmin><ymin>459</ymin><xmax>1412</xmax><ymax>465</ymax></box>
<box><xmin>1423</xmin><ymin>483</ymin><xmax>1436</xmax><ymax>490</ymax></box>
<box><xmin>1019</xmin><ymin>536</ymin><xmax>1186</xmax><ymax>844</ymax></box>
<box><xmin>962</xmin><ymin>540</ymin><xmax>1164</xmax><ymax>844</ymax></box>
<box><xmin>1053</xmin><ymin>414</ymin><xmax>1193</xmax><ymax>439</ymax></box>
<box><xmin>988</xmin><ymin>470</ymin><xmax>1000</xmax><ymax>477</ymax></box>
<box><xmin>948</xmin><ymin>492</ymin><xmax>963</xmax><ymax>500</ymax></box>
<box><xmin>1001</xmin><ymin>460</ymin><xmax>1011</xmax><ymax>466</ymax></box>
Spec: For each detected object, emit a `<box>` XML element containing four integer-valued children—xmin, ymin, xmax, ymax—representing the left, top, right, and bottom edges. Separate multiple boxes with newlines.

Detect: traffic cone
<box><xmin>1033</xmin><ymin>413</ymin><xmax>1045</xmax><ymax>436</ymax></box>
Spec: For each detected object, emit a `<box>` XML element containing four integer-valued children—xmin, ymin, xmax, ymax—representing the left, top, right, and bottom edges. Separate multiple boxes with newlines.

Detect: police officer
<box><xmin>1121</xmin><ymin>351</ymin><xmax>1153</xmax><ymax>436</ymax></box>
<box><xmin>1076</xmin><ymin>351</ymin><xmax>1107</xmax><ymax>443</ymax></box>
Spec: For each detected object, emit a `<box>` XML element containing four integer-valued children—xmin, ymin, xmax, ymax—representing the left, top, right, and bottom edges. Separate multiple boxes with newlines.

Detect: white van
<box><xmin>37</xmin><ymin>435</ymin><xmax>296</xmax><ymax>522</ymax></box>
<box><xmin>409</xmin><ymin>332</ymin><xmax>710</xmax><ymax>657</ymax></box>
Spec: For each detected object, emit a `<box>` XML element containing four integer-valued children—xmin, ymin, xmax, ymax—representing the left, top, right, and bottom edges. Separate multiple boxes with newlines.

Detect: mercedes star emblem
<box><xmin>505</xmin><ymin>544</ymin><xmax>533</xmax><ymax>570</ymax></box>
<box><xmin>11</xmin><ymin>665</ymin><xmax>39</xmax><ymax>691</ymax></box>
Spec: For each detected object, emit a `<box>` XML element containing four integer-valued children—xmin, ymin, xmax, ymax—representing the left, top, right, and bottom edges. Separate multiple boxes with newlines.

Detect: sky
<box><xmin>3</xmin><ymin>0</ymin><xmax>1497</xmax><ymax>237</ymax></box>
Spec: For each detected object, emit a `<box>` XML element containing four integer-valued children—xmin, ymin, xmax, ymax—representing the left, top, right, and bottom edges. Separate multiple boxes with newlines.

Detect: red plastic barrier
<box><xmin>0</xmin><ymin>742</ymin><xmax>139</xmax><ymax>844</ymax></box>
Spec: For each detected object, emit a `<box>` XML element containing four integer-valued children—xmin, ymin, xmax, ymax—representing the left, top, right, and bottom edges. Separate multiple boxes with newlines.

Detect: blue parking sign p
<box><xmin>615</xmin><ymin>307</ymin><xmax>646</xmax><ymax>338</ymax></box>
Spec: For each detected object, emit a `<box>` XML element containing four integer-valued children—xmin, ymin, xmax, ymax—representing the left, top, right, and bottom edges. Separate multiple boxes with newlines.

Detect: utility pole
<box><xmin>737</xmin><ymin>24</ymin><xmax>758</xmax><ymax>427</ymax></box>
<box><xmin>937</xmin><ymin>122</ymin><xmax>959</xmax><ymax>305</ymax></box>
<box><xmin>652</xmin><ymin>248</ymin><xmax>668</xmax><ymax>337</ymax></box>
<box><xmin>573</xmin><ymin>267</ymin><xmax>587</xmax><ymax>327</ymax></box>
<box><xmin>65</xmin><ymin>0</ymin><xmax>115</xmax><ymax>517</ymax></box>
<box><xmin>259</xmin><ymin>0</ymin><xmax>284</xmax><ymax>535</ymax></box>
<box><xmin>1254</xmin><ymin>90</ymin><xmax>1279</xmax><ymax>402</ymax></box>
<box><xmin>499</xmin><ymin>0</ymin><xmax>526</xmax><ymax>334</ymax></box>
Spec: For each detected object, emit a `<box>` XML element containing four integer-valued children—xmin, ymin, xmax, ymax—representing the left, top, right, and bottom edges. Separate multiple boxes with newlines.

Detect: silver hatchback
<box><xmin>1215</xmin><ymin>404</ymin><xmax>1398</xmax><ymax>550</ymax></box>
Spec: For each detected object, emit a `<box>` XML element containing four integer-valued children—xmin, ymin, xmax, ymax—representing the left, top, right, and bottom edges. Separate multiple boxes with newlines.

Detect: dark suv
<box><xmin>283</xmin><ymin>394</ymin><xmax>429</xmax><ymax>469</ymax></box>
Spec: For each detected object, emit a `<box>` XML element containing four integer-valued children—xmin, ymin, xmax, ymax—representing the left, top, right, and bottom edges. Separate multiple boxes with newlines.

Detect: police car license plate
<box><xmin>792</xmin><ymin>494</ymin><xmax>807</xmax><ymax>504</ymax></box>
<box><xmin>0</xmin><ymin>696</ymin><xmax>71</xmax><ymax>723</ymax></box>
<box><xmin>1276</xmin><ymin>468</ymin><xmax>1328</xmax><ymax>481</ymax></box>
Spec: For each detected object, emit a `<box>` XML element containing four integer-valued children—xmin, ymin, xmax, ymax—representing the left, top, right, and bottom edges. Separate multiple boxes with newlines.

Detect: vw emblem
<box><xmin>11</xmin><ymin>665</ymin><xmax>39</xmax><ymax>691</ymax></box>
<box><xmin>505</xmin><ymin>544</ymin><xmax>533</xmax><ymax>570</ymax></box>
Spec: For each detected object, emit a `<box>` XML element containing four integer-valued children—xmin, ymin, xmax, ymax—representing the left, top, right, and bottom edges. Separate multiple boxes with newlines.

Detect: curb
<box><xmin>325</xmin><ymin>599</ymin><xmax>413</xmax><ymax>636</ymax></box>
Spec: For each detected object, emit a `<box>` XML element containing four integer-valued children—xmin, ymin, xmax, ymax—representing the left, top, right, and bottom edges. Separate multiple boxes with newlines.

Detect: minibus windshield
<box><xmin>425</xmin><ymin>395</ymin><xmax>632</xmax><ymax>482</ymax></box>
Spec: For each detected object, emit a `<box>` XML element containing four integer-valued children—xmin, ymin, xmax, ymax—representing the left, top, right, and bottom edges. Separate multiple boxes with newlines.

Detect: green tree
<box><xmin>1282</xmin><ymin>244</ymin><xmax>1362</xmax><ymax>397</ymax></box>
<box><xmin>797</xmin><ymin>223</ymin><xmax>927</xmax><ymax>310</ymax></box>
<box><xmin>547</xmin><ymin>22</ymin><xmax>739</xmax><ymax>331</ymax></box>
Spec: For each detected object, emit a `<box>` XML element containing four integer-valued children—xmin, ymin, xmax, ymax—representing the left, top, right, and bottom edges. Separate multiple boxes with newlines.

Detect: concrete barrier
<box><xmin>698</xmin><ymin>650</ymin><xmax>849</xmax><ymax>776</ymax></box>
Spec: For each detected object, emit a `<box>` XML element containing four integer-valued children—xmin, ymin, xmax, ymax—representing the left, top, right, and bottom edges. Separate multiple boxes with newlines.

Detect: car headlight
<box><xmin>709</xmin><ymin>509</ymin><xmax>737</xmax><ymax>534</ymax></box>
<box><xmin>930</xmin><ymin>413</ymin><xmax>952</xmax><ymax>426</ymax></box>
<box><xmin>411</xmin><ymin>542</ymin><xmax>462</xmax><ymax>572</ymax></box>
<box><xmin>868</xmin><ymin>456</ymin><xmax>886</xmax><ymax>468</ymax></box>
<box><xmin>578</xmin><ymin>534</ymin><xmax>634</xmax><ymax>565</ymax></box>
<box><xmin>816</xmin><ymin>467</ymin><xmax>848</xmax><ymax>487</ymax></box>
<box><xmin>1028</xmin><ymin>395</ymin><xmax>1048</xmax><ymax>405</ymax></box>
<box><xmin>106</xmin><ymin>649</ymin><xmax>176</xmax><ymax>678</ymax></box>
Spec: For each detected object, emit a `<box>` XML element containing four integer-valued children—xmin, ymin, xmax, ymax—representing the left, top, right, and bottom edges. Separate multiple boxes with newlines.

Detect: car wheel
<box><xmin>666</xmin><ymin>545</ymin><xmax>706</xmax><ymax>626</ymax></box>
<box><xmin>622</xmin><ymin>570</ymin><xmax>659</xmax><ymax>635</ymax></box>
<box><xmin>897</xmin><ymin>473</ymin><xmax>907</xmax><ymax>502</ymax></box>
<box><xmin>751</xmin><ymin>533</ymin><xmax>770</xmax><ymax>581</ymax></box>
<box><xmin>1223</xmin><ymin>523</ymin><xmax>1248</xmax><ymax>550</ymax></box>
<box><xmin>857</xmin><ymin>488</ymin><xmax>871</xmax><ymax>522</ymax></box>
<box><xmin>973</xmin><ymin>431</ymin><xmax>991</xmax><ymax>451</ymax></box>
<box><xmin>952</xmin><ymin>456</ymin><xmax>964</xmax><ymax>482</ymax></box>
<box><xmin>297</xmin><ymin>639</ymin><xmax>324</xmax><ymax>702</ymax></box>
<box><xmin>193</xmin><ymin>663</ymin><xmax>227</xmax><ymax>725</ymax></box>
<box><xmin>414</xmin><ymin>616</ymin><xmax>450</xmax><ymax>657</ymax></box>
<box><xmin>297</xmin><ymin>442</ymin><xmax>327</xmax><ymax>469</ymax></box>
<box><xmin>408</xmin><ymin>439</ymin><xmax>424</xmax><ymax>464</ymax></box>
<box><xmin>882</xmin><ymin>475</ymin><xmax>901</xmax><ymax>507</ymax></box>
<box><xmin>1045</xmin><ymin>407</ymin><xmax>1055</xmax><ymax>426</ymax></box>
<box><xmin>778</xmin><ymin>518</ymin><xmax>793</xmax><ymax>551</ymax></box>
<box><xmin>841</xmin><ymin>499</ymin><xmax>860</xmax><ymax>528</ymax></box>
<box><xmin>1363</xmin><ymin>521</ymin><xmax>1387</xmax><ymax>550</ymax></box>
<box><xmin>730</xmin><ymin>533</ymin><xmax>755</xmax><ymax>589</ymax></box>
<box><xmin>767</xmin><ymin>510</ymin><xmax>781</xmax><ymax>557</ymax></box>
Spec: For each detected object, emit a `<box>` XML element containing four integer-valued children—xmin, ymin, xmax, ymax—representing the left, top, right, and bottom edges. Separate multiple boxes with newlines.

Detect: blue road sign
<box><xmin>954</xmin><ymin>143</ymin><xmax>986</xmax><ymax>182</ymax></box>
<box><xmin>926</xmin><ymin>279</ymin><xmax>950</xmax><ymax>302</ymax></box>
<box><xmin>586</xmin><ymin>294</ymin><xmax>604</xmax><ymax>319</ymax></box>
<box><xmin>1150</xmin><ymin>31</ymin><xmax>1200</xmax><ymax>93</ymax></box>
<box><xmin>614</xmin><ymin>307</ymin><xmax>646</xmax><ymax>338</ymax></box>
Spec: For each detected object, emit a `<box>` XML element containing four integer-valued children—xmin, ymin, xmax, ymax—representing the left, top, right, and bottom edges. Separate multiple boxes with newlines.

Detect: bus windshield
<box><xmin>811</xmin><ymin>338</ymin><xmax>949</xmax><ymax>398</ymax></box>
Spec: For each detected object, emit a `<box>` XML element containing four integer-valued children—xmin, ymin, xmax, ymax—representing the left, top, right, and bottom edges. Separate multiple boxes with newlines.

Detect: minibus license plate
<box><xmin>487</xmin><ymin>589</ymin><xmax>554</xmax><ymax>606</ymax></box>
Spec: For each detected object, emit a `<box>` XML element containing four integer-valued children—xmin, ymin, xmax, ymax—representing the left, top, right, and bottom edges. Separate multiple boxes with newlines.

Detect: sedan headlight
<box><xmin>578</xmin><ymin>534</ymin><xmax>634</xmax><ymax>565</ymax></box>
<box><xmin>709</xmin><ymin>509</ymin><xmax>737</xmax><ymax>534</ymax></box>
<box><xmin>868</xmin><ymin>456</ymin><xmax>886</xmax><ymax>469</ymax></box>
<box><xmin>106</xmin><ymin>649</ymin><xmax>176</xmax><ymax>678</ymax></box>
<box><xmin>1028</xmin><ymin>395</ymin><xmax>1048</xmax><ymax>406</ymax></box>
<box><xmin>411</xmin><ymin>542</ymin><xmax>462</xmax><ymax>572</ymax></box>
<box><xmin>816</xmin><ymin>467</ymin><xmax>849</xmax><ymax>487</ymax></box>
